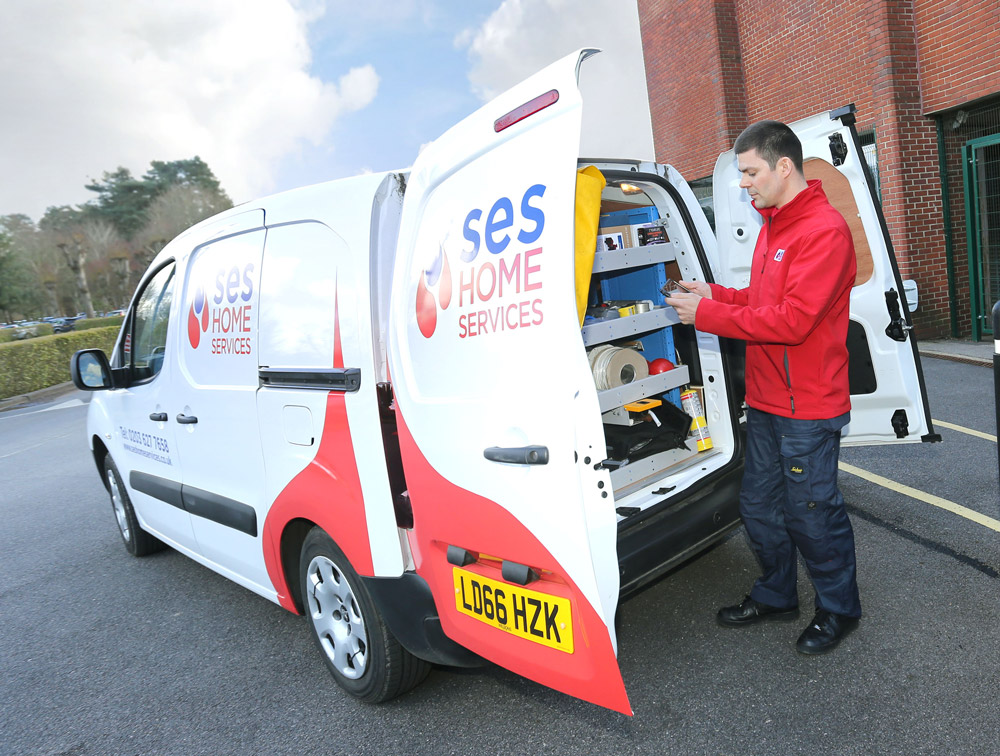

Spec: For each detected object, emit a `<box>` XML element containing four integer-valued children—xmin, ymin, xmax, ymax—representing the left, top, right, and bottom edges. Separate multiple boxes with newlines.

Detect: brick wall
<box><xmin>638</xmin><ymin>0</ymin><xmax>970</xmax><ymax>337</ymax></box>
<box><xmin>915</xmin><ymin>0</ymin><xmax>1000</xmax><ymax>113</ymax></box>
<box><xmin>638</xmin><ymin>0</ymin><xmax>746</xmax><ymax>178</ymax></box>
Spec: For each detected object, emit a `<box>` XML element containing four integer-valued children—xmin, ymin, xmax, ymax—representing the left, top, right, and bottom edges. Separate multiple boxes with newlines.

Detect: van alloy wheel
<box><xmin>102</xmin><ymin>456</ymin><xmax>163</xmax><ymax>557</ymax></box>
<box><xmin>107</xmin><ymin>467</ymin><xmax>131</xmax><ymax>542</ymax></box>
<box><xmin>299</xmin><ymin>527</ymin><xmax>430</xmax><ymax>702</ymax></box>
<box><xmin>305</xmin><ymin>555</ymin><xmax>368</xmax><ymax>679</ymax></box>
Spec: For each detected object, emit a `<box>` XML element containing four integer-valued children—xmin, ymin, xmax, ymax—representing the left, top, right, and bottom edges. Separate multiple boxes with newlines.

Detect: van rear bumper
<box><xmin>363</xmin><ymin>572</ymin><xmax>485</xmax><ymax>668</ymax></box>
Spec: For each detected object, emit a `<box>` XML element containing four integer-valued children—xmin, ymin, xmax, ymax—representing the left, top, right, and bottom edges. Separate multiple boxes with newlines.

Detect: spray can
<box><xmin>681</xmin><ymin>388</ymin><xmax>713</xmax><ymax>451</ymax></box>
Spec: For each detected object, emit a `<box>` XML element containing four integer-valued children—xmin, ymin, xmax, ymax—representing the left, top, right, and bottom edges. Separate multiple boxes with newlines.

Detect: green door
<box><xmin>962</xmin><ymin>134</ymin><xmax>1000</xmax><ymax>339</ymax></box>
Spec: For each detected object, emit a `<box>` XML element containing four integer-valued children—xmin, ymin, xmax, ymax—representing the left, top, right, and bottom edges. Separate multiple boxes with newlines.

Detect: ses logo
<box><xmin>416</xmin><ymin>184</ymin><xmax>546</xmax><ymax>340</ymax></box>
<box><xmin>187</xmin><ymin>263</ymin><xmax>255</xmax><ymax>355</ymax></box>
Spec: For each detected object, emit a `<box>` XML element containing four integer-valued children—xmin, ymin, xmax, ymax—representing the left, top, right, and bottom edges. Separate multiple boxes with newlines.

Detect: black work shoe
<box><xmin>796</xmin><ymin>610</ymin><xmax>859</xmax><ymax>655</ymax></box>
<box><xmin>717</xmin><ymin>595</ymin><xmax>800</xmax><ymax>627</ymax></box>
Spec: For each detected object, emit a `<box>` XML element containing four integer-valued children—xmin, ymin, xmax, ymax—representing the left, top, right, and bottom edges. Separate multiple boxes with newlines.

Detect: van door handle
<box><xmin>483</xmin><ymin>445</ymin><xmax>549</xmax><ymax>465</ymax></box>
<box><xmin>149</xmin><ymin>412</ymin><xmax>167</xmax><ymax>422</ymax></box>
<box><xmin>176</xmin><ymin>413</ymin><xmax>198</xmax><ymax>425</ymax></box>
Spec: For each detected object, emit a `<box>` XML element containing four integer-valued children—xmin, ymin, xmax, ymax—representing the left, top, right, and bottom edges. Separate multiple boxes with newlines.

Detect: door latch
<box><xmin>884</xmin><ymin>288</ymin><xmax>913</xmax><ymax>342</ymax></box>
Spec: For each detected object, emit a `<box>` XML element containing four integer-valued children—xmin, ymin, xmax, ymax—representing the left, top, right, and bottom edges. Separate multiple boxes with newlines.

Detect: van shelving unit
<box><xmin>585</xmin><ymin>203</ymin><xmax>711</xmax><ymax>502</ymax></box>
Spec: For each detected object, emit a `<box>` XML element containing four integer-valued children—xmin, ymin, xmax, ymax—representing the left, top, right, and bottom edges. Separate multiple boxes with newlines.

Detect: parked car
<box><xmin>13</xmin><ymin>322</ymin><xmax>40</xmax><ymax>340</ymax></box>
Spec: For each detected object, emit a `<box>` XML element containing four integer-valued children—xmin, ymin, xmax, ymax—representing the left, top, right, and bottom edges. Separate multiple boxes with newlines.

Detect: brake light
<box><xmin>494</xmin><ymin>89</ymin><xmax>559</xmax><ymax>132</ymax></box>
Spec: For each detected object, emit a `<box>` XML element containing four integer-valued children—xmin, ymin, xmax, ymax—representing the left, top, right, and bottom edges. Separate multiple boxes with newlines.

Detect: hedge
<box><xmin>75</xmin><ymin>316</ymin><xmax>125</xmax><ymax>331</ymax></box>
<box><xmin>0</xmin><ymin>326</ymin><xmax>121</xmax><ymax>399</ymax></box>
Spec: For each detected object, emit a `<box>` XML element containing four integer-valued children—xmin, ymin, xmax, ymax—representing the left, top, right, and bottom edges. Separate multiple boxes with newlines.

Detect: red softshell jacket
<box><xmin>696</xmin><ymin>180</ymin><xmax>856</xmax><ymax>419</ymax></box>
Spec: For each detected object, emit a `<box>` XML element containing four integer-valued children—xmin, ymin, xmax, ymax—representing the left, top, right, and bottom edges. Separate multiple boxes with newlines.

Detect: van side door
<box><xmin>172</xmin><ymin>214</ymin><xmax>272</xmax><ymax>593</ymax></box>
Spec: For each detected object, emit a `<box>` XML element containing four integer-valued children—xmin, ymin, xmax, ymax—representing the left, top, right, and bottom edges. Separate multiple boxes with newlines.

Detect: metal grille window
<box><xmin>940</xmin><ymin>97</ymin><xmax>1000</xmax><ymax>338</ymax></box>
<box><xmin>859</xmin><ymin>129</ymin><xmax>881</xmax><ymax>201</ymax></box>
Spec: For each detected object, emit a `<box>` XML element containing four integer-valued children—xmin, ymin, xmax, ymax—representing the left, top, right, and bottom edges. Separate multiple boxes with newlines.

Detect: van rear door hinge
<box><xmin>884</xmin><ymin>288</ymin><xmax>912</xmax><ymax>342</ymax></box>
<box><xmin>829</xmin><ymin>133</ymin><xmax>849</xmax><ymax>166</ymax></box>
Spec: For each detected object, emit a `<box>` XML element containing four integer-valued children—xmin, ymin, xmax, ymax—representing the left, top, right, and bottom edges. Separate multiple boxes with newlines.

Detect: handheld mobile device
<box><xmin>661</xmin><ymin>278</ymin><xmax>692</xmax><ymax>296</ymax></box>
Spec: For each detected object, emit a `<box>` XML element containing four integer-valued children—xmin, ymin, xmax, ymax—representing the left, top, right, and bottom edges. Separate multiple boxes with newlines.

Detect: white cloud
<box><xmin>0</xmin><ymin>0</ymin><xmax>378</xmax><ymax>220</ymax></box>
<box><xmin>457</xmin><ymin>0</ymin><xmax>653</xmax><ymax>161</ymax></box>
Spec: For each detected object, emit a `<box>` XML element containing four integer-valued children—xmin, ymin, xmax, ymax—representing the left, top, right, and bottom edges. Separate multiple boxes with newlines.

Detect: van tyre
<box><xmin>300</xmin><ymin>527</ymin><xmax>430</xmax><ymax>703</ymax></box>
<box><xmin>103</xmin><ymin>456</ymin><xmax>164</xmax><ymax>556</ymax></box>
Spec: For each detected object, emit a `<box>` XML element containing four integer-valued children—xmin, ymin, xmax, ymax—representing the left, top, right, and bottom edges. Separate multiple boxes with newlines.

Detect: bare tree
<box><xmin>80</xmin><ymin>218</ymin><xmax>129</xmax><ymax>310</ymax></box>
<box><xmin>135</xmin><ymin>182</ymin><xmax>232</xmax><ymax>270</ymax></box>
<box><xmin>55</xmin><ymin>236</ymin><xmax>96</xmax><ymax>317</ymax></box>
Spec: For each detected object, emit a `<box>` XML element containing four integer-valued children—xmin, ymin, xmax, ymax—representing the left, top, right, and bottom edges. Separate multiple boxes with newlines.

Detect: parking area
<box><xmin>0</xmin><ymin>351</ymin><xmax>997</xmax><ymax>755</ymax></box>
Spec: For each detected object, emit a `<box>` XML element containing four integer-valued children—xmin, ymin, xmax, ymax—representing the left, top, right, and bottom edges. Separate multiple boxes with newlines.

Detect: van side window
<box><xmin>130</xmin><ymin>263</ymin><xmax>175</xmax><ymax>381</ymax></box>
<box><xmin>258</xmin><ymin>222</ymin><xmax>347</xmax><ymax>369</ymax></box>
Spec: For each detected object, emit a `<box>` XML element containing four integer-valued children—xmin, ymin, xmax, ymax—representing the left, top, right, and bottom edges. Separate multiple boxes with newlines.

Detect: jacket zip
<box><xmin>759</xmin><ymin>216</ymin><xmax>772</xmax><ymax>277</ymax></box>
<box><xmin>783</xmin><ymin>348</ymin><xmax>795</xmax><ymax>414</ymax></box>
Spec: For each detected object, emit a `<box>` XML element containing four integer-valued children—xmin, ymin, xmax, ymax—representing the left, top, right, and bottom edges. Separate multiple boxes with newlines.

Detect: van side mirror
<box><xmin>71</xmin><ymin>349</ymin><xmax>116</xmax><ymax>391</ymax></box>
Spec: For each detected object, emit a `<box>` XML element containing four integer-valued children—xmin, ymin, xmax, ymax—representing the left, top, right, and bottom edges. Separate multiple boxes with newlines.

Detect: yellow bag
<box><xmin>574</xmin><ymin>165</ymin><xmax>606</xmax><ymax>326</ymax></box>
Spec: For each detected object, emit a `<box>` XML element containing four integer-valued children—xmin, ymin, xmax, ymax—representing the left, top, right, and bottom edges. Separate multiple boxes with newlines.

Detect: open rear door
<box><xmin>713</xmin><ymin>105</ymin><xmax>938</xmax><ymax>445</ymax></box>
<box><xmin>387</xmin><ymin>49</ymin><xmax>629</xmax><ymax>714</ymax></box>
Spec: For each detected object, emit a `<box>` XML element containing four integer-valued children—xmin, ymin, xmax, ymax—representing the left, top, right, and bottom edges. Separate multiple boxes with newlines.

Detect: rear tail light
<box><xmin>494</xmin><ymin>89</ymin><xmax>559</xmax><ymax>132</ymax></box>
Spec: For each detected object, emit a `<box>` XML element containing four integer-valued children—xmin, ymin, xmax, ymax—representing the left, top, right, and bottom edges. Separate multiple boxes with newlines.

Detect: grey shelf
<box><xmin>596</xmin><ymin>364</ymin><xmax>690</xmax><ymax>413</ymax></box>
<box><xmin>581</xmin><ymin>306</ymin><xmax>681</xmax><ymax>347</ymax></box>
<box><xmin>610</xmin><ymin>442</ymin><xmax>721</xmax><ymax>501</ymax></box>
<box><xmin>592</xmin><ymin>243</ymin><xmax>676</xmax><ymax>273</ymax></box>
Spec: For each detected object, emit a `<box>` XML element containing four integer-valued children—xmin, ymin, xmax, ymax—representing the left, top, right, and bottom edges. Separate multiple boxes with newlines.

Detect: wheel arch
<box><xmin>279</xmin><ymin>517</ymin><xmax>316</xmax><ymax>615</ymax></box>
<box><xmin>262</xmin><ymin>469</ymin><xmax>378</xmax><ymax>613</ymax></box>
<box><xmin>91</xmin><ymin>435</ymin><xmax>110</xmax><ymax>491</ymax></box>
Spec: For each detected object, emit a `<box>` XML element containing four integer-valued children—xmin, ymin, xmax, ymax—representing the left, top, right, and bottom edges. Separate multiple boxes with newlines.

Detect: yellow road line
<box><xmin>839</xmin><ymin>461</ymin><xmax>1000</xmax><ymax>533</ymax></box>
<box><xmin>932</xmin><ymin>419</ymin><xmax>997</xmax><ymax>443</ymax></box>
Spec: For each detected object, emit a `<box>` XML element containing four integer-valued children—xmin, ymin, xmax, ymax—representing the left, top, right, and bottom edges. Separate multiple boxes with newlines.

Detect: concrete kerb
<box><xmin>917</xmin><ymin>338</ymin><xmax>993</xmax><ymax>369</ymax></box>
<box><xmin>0</xmin><ymin>381</ymin><xmax>79</xmax><ymax>413</ymax></box>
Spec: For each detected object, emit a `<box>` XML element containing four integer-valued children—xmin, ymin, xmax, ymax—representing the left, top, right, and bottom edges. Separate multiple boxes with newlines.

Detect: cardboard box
<box><xmin>595</xmin><ymin>224</ymin><xmax>634</xmax><ymax>253</ymax></box>
<box><xmin>636</xmin><ymin>224</ymin><xmax>669</xmax><ymax>246</ymax></box>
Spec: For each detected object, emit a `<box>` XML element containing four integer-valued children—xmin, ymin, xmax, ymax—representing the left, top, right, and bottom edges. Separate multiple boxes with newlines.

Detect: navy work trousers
<box><xmin>741</xmin><ymin>407</ymin><xmax>861</xmax><ymax>618</ymax></box>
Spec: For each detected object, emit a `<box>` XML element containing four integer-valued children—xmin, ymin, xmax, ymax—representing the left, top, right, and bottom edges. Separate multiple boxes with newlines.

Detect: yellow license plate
<box><xmin>453</xmin><ymin>567</ymin><xmax>573</xmax><ymax>654</ymax></box>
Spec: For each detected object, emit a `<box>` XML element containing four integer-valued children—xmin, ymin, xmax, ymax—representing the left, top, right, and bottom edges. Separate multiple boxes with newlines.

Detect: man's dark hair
<box><xmin>734</xmin><ymin>120</ymin><xmax>804</xmax><ymax>173</ymax></box>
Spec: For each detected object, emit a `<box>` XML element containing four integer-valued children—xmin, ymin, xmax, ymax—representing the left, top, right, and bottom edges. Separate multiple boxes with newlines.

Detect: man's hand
<box><xmin>664</xmin><ymin>292</ymin><xmax>701</xmax><ymax>324</ymax></box>
<box><xmin>664</xmin><ymin>280</ymin><xmax>710</xmax><ymax>325</ymax></box>
<box><xmin>678</xmin><ymin>280</ymin><xmax>711</xmax><ymax>298</ymax></box>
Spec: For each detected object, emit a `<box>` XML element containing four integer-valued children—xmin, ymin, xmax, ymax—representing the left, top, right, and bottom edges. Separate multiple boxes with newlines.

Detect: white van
<box><xmin>71</xmin><ymin>50</ymin><xmax>936</xmax><ymax>715</ymax></box>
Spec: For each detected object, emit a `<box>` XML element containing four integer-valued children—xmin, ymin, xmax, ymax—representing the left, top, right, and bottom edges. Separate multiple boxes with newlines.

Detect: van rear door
<box><xmin>712</xmin><ymin>106</ymin><xmax>937</xmax><ymax>445</ymax></box>
<box><xmin>387</xmin><ymin>49</ymin><xmax>629</xmax><ymax>714</ymax></box>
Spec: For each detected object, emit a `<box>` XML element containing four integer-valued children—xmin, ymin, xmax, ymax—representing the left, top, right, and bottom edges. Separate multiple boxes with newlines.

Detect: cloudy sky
<box><xmin>0</xmin><ymin>0</ymin><xmax>652</xmax><ymax>222</ymax></box>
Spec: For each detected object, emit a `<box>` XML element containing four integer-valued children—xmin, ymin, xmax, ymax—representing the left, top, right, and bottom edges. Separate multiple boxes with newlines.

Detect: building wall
<box><xmin>638</xmin><ymin>0</ymin><xmax>1000</xmax><ymax>338</ymax></box>
<box><xmin>638</xmin><ymin>0</ymin><xmax>746</xmax><ymax>174</ymax></box>
<box><xmin>915</xmin><ymin>0</ymin><xmax>1000</xmax><ymax>113</ymax></box>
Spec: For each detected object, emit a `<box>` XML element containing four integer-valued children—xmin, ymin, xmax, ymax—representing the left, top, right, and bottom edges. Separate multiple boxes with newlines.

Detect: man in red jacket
<box><xmin>666</xmin><ymin>120</ymin><xmax>861</xmax><ymax>654</ymax></box>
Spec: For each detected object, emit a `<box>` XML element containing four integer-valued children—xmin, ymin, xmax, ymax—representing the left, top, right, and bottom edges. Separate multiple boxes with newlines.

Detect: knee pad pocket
<box><xmin>784</xmin><ymin>497</ymin><xmax>837</xmax><ymax>564</ymax></box>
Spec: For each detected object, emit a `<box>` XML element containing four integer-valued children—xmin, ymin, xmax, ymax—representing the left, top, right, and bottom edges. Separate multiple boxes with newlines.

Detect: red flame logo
<box><xmin>415</xmin><ymin>248</ymin><xmax>451</xmax><ymax>338</ymax></box>
<box><xmin>187</xmin><ymin>286</ymin><xmax>209</xmax><ymax>348</ymax></box>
